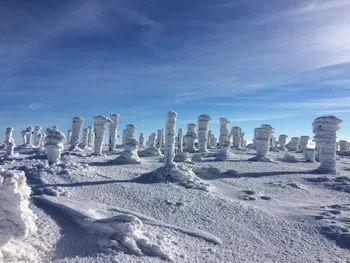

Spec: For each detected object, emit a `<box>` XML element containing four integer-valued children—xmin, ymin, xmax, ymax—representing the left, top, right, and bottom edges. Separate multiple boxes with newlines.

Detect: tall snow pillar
<box><xmin>70</xmin><ymin>117</ymin><xmax>84</xmax><ymax>150</ymax></box>
<box><xmin>197</xmin><ymin>114</ymin><xmax>212</xmax><ymax>152</ymax></box>
<box><xmin>164</xmin><ymin>111</ymin><xmax>177</xmax><ymax>167</ymax></box>
<box><xmin>109</xmin><ymin>113</ymin><xmax>120</xmax><ymax>151</ymax></box>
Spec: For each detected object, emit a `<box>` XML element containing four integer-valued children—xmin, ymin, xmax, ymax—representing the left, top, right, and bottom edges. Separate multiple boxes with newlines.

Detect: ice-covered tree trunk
<box><xmin>177</xmin><ymin>129</ymin><xmax>183</xmax><ymax>153</ymax></box>
<box><xmin>149</xmin><ymin>133</ymin><xmax>156</xmax><ymax>148</ymax></box>
<box><xmin>339</xmin><ymin>140</ymin><xmax>349</xmax><ymax>153</ymax></box>
<box><xmin>93</xmin><ymin>115</ymin><xmax>112</xmax><ymax>156</ymax></box>
<box><xmin>34</xmin><ymin>126</ymin><xmax>42</xmax><ymax>146</ymax></box>
<box><xmin>87</xmin><ymin>126</ymin><xmax>94</xmax><ymax>147</ymax></box>
<box><xmin>251</xmin><ymin>125</ymin><xmax>274</xmax><ymax>161</ymax></box>
<box><xmin>197</xmin><ymin>114</ymin><xmax>212</xmax><ymax>152</ymax></box>
<box><xmin>207</xmin><ymin>130</ymin><xmax>214</xmax><ymax>149</ymax></box>
<box><xmin>21</xmin><ymin>131</ymin><xmax>27</xmax><ymax>145</ymax></box>
<box><xmin>299</xmin><ymin>136</ymin><xmax>310</xmax><ymax>152</ymax></box>
<box><xmin>164</xmin><ymin>111</ymin><xmax>177</xmax><ymax>167</ymax></box>
<box><xmin>5</xmin><ymin>127</ymin><xmax>13</xmax><ymax>144</ymax></box>
<box><xmin>125</xmin><ymin>124</ymin><xmax>136</xmax><ymax>143</ymax></box>
<box><xmin>304</xmin><ymin>149</ymin><xmax>316</xmax><ymax>162</ymax></box>
<box><xmin>290</xmin><ymin>137</ymin><xmax>300</xmax><ymax>151</ymax></box>
<box><xmin>156</xmin><ymin>129</ymin><xmax>163</xmax><ymax>148</ymax></box>
<box><xmin>109</xmin><ymin>113</ymin><xmax>120</xmax><ymax>151</ymax></box>
<box><xmin>231</xmin><ymin>126</ymin><xmax>243</xmax><ymax>149</ymax></box>
<box><xmin>44</xmin><ymin>127</ymin><xmax>65</xmax><ymax>165</ymax></box>
<box><xmin>25</xmin><ymin>127</ymin><xmax>34</xmax><ymax>146</ymax></box>
<box><xmin>278</xmin><ymin>135</ymin><xmax>288</xmax><ymax>151</ymax></box>
<box><xmin>139</xmin><ymin>133</ymin><xmax>144</xmax><ymax>147</ymax></box>
<box><xmin>313</xmin><ymin>116</ymin><xmax>342</xmax><ymax>173</ymax></box>
<box><xmin>66</xmin><ymin>129</ymin><xmax>72</xmax><ymax>146</ymax></box>
<box><xmin>70</xmin><ymin>117</ymin><xmax>84</xmax><ymax>150</ymax></box>
<box><xmin>80</xmin><ymin>128</ymin><xmax>89</xmax><ymax>149</ymax></box>
<box><xmin>184</xmin><ymin>123</ymin><xmax>197</xmax><ymax>152</ymax></box>
<box><xmin>219</xmin><ymin>118</ymin><xmax>230</xmax><ymax>147</ymax></box>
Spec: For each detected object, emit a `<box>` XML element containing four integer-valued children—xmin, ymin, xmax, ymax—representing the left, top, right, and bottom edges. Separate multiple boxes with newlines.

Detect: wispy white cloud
<box><xmin>29</xmin><ymin>103</ymin><xmax>44</xmax><ymax>110</ymax></box>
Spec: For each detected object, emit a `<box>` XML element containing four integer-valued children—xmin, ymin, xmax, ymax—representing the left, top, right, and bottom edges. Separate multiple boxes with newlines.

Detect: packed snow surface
<box><xmin>1</xmin><ymin>146</ymin><xmax>350</xmax><ymax>262</ymax></box>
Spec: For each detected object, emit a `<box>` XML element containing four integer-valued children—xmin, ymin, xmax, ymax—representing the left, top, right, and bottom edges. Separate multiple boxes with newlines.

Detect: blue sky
<box><xmin>1</xmin><ymin>0</ymin><xmax>350</xmax><ymax>142</ymax></box>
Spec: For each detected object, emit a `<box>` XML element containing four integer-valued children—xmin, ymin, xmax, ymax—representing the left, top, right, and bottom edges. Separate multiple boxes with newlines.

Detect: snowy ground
<box><xmin>1</xmin><ymin>147</ymin><xmax>350</xmax><ymax>263</ymax></box>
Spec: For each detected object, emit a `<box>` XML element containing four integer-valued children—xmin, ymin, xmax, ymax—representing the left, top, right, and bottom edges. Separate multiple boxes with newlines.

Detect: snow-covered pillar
<box><xmin>241</xmin><ymin>132</ymin><xmax>245</xmax><ymax>149</ymax></box>
<box><xmin>156</xmin><ymin>129</ymin><xmax>163</xmax><ymax>148</ymax></box>
<box><xmin>139</xmin><ymin>133</ymin><xmax>144</xmax><ymax>147</ymax></box>
<box><xmin>312</xmin><ymin>116</ymin><xmax>342</xmax><ymax>173</ymax></box>
<box><xmin>93</xmin><ymin>115</ymin><xmax>112</xmax><ymax>156</ymax></box>
<box><xmin>25</xmin><ymin>127</ymin><xmax>34</xmax><ymax>146</ymax></box>
<box><xmin>304</xmin><ymin>149</ymin><xmax>316</xmax><ymax>162</ymax></box>
<box><xmin>109</xmin><ymin>113</ymin><xmax>120</xmax><ymax>151</ymax></box>
<box><xmin>37</xmin><ymin>133</ymin><xmax>44</xmax><ymax>148</ymax></box>
<box><xmin>253</xmin><ymin>125</ymin><xmax>274</xmax><ymax>160</ymax></box>
<box><xmin>125</xmin><ymin>124</ymin><xmax>136</xmax><ymax>143</ymax></box>
<box><xmin>6</xmin><ymin>140</ymin><xmax>15</xmax><ymax>156</ymax></box>
<box><xmin>51</xmin><ymin>126</ymin><xmax>59</xmax><ymax>131</ymax></box>
<box><xmin>278</xmin><ymin>135</ymin><xmax>288</xmax><ymax>151</ymax></box>
<box><xmin>231</xmin><ymin>126</ymin><xmax>242</xmax><ymax>149</ymax></box>
<box><xmin>290</xmin><ymin>137</ymin><xmax>300</xmax><ymax>151</ymax></box>
<box><xmin>299</xmin><ymin>136</ymin><xmax>310</xmax><ymax>152</ymax></box>
<box><xmin>270</xmin><ymin>136</ymin><xmax>277</xmax><ymax>149</ymax></box>
<box><xmin>5</xmin><ymin>127</ymin><xmax>13</xmax><ymax>145</ymax></box>
<box><xmin>197</xmin><ymin>114</ymin><xmax>212</xmax><ymax>152</ymax></box>
<box><xmin>70</xmin><ymin>117</ymin><xmax>84</xmax><ymax>150</ymax></box>
<box><xmin>160</xmin><ymin>128</ymin><xmax>165</xmax><ymax>148</ymax></box>
<box><xmin>21</xmin><ymin>131</ymin><xmax>27</xmax><ymax>145</ymax></box>
<box><xmin>210</xmin><ymin>136</ymin><xmax>218</xmax><ymax>148</ymax></box>
<box><xmin>177</xmin><ymin>128</ymin><xmax>183</xmax><ymax>153</ymax></box>
<box><xmin>164</xmin><ymin>111</ymin><xmax>177</xmax><ymax>167</ymax></box>
<box><xmin>219</xmin><ymin>117</ymin><xmax>230</xmax><ymax>147</ymax></box>
<box><xmin>207</xmin><ymin>130</ymin><xmax>214</xmax><ymax>149</ymax></box>
<box><xmin>184</xmin><ymin>123</ymin><xmax>197</xmax><ymax>152</ymax></box>
<box><xmin>34</xmin><ymin>126</ymin><xmax>42</xmax><ymax>146</ymax></box>
<box><xmin>66</xmin><ymin>129</ymin><xmax>72</xmax><ymax>146</ymax></box>
<box><xmin>339</xmin><ymin>140</ymin><xmax>349</xmax><ymax>153</ymax></box>
<box><xmin>122</xmin><ymin>130</ymin><xmax>127</xmax><ymax>145</ymax></box>
<box><xmin>44</xmin><ymin>127</ymin><xmax>65</xmax><ymax>165</ymax></box>
<box><xmin>80</xmin><ymin>128</ymin><xmax>89</xmax><ymax>149</ymax></box>
<box><xmin>148</xmin><ymin>133</ymin><xmax>156</xmax><ymax>148</ymax></box>
<box><xmin>87</xmin><ymin>126</ymin><xmax>94</xmax><ymax>147</ymax></box>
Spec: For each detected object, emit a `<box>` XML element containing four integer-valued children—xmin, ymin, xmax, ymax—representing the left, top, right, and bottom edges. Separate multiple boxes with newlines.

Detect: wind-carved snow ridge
<box><xmin>137</xmin><ymin>111</ymin><xmax>208</xmax><ymax>190</ymax></box>
<box><xmin>313</xmin><ymin>115</ymin><xmax>342</xmax><ymax>174</ymax></box>
<box><xmin>34</xmin><ymin>195</ymin><xmax>221</xmax><ymax>261</ymax></box>
<box><xmin>0</xmin><ymin>169</ymin><xmax>38</xmax><ymax>262</ymax></box>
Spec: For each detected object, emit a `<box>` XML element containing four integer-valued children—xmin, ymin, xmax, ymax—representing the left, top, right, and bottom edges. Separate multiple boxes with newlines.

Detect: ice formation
<box><xmin>174</xmin><ymin>128</ymin><xmax>190</xmax><ymax>162</ymax></box>
<box><xmin>87</xmin><ymin>126</ymin><xmax>94</xmax><ymax>147</ymax></box>
<box><xmin>33</xmin><ymin>126</ymin><xmax>42</xmax><ymax>146</ymax></box>
<box><xmin>290</xmin><ymin>137</ymin><xmax>300</xmax><ymax>151</ymax></box>
<box><xmin>197</xmin><ymin>114</ymin><xmax>212</xmax><ymax>152</ymax></box>
<box><xmin>207</xmin><ymin>130</ymin><xmax>214</xmax><ymax>149</ymax></box>
<box><xmin>278</xmin><ymin>135</ymin><xmax>288</xmax><ymax>151</ymax></box>
<box><xmin>164</xmin><ymin>111</ymin><xmax>177</xmax><ymax>167</ymax></box>
<box><xmin>210</xmin><ymin>136</ymin><xmax>218</xmax><ymax>148</ymax></box>
<box><xmin>24</xmin><ymin>127</ymin><xmax>34</xmax><ymax>146</ymax></box>
<box><xmin>70</xmin><ymin>117</ymin><xmax>84</xmax><ymax>150</ymax></box>
<box><xmin>66</xmin><ymin>129</ymin><xmax>72</xmax><ymax>146</ymax></box>
<box><xmin>149</xmin><ymin>133</ymin><xmax>156</xmax><ymax>148</ymax></box>
<box><xmin>140</xmin><ymin>111</ymin><xmax>204</xmax><ymax>189</ymax></box>
<box><xmin>79</xmin><ymin>128</ymin><xmax>89</xmax><ymax>149</ymax></box>
<box><xmin>44</xmin><ymin>127</ymin><xmax>65</xmax><ymax>165</ymax></box>
<box><xmin>138</xmin><ymin>132</ymin><xmax>163</xmax><ymax>157</ymax></box>
<box><xmin>184</xmin><ymin>123</ymin><xmax>197</xmax><ymax>152</ymax></box>
<box><xmin>21</xmin><ymin>130</ymin><xmax>27</xmax><ymax>145</ymax></box>
<box><xmin>219</xmin><ymin>117</ymin><xmax>230</xmax><ymax>147</ymax></box>
<box><xmin>299</xmin><ymin>136</ymin><xmax>310</xmax><ymax>152</ymax></box>
<box><xmin>115</xmin><ymin>124</ymin><xmax>141</xmax><ymax>163</ymax></box>
<box><xmin>93</xmin><ymin>115</ymin><xmax>112</xmax><ymax>156</ymax></box>
<box><xmin>5</xmin><ymin>127</ymin><xmax>13</xmax><ymax>145</ymax></box>
<box><xmin>109</xmin><ymin>113</ymin><xmax>120</xmax><ymax>151</ymax></box>
<box><xmin>304</xmin><ymin>149</ymin><xmax>316</xmax><ymax>162</ymax></box>
<box><xmin>215</xmin><ymin>140</ymin><xmax>232</xmax><ymax>161</ymax></box>
<box><xmin>156</xmin><ymin>129</ymin><xmax>164</xmax><ymax>148</ymax></box>
<box><xmin>139</xmin><ymin>133</ymin><xmax>144</xmax><ymax>147</ymax></box>
<box><xmin>230</xmin><ymin>126</ymin><xmax>243</xmax><ymax>149</ymax></box>
<box><xmin>177</xmin><ymin>129</ymin><xmax>183</xmax><ymax>153</ymax></box>
<box><xmin>122</xmin><ymin>130</ymin><xmax>127</xmax><ymax>145</ymax></box>
<box><xmin>0</xmin><ymin>169</ymin><xmax>37</xmax><ymax>261</ymax></box>
<box><xmin>250</xmin><ymin>125</ymin><xmax>274</xmax><ymax>162</ymax></box>
<box><xmin>339</xmin><ymin>140</ymin><xmax>349</xmax><ymax>153</ymax></box>
<box><xmin>312</xmin><ymin>116</ymin><xmax>342</xmax><ymax>173</ymax></box>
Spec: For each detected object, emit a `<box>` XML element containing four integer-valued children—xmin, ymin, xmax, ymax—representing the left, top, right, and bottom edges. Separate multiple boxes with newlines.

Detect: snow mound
<box><xmin>173</xmin><ymin>151</ymin><xmax>191</xmax><ymax>163</ymax></box>
<box><xmin>191</xmin><ymin>153</ymin><xmax>204</xmax><ymax>162</ymax></box>
<box><xmin>135</xmin><ymin>165</ymin><xmax>209</xmax><ymax>191</ymax></box>
<box><xmin>305</xmin><ymin>176</ymin><xmax>350</xmax><ymax>193</ymax></box>
<box><xmin>279</xmin><ymin>153</ymin><xmax>299</xmax><ymax>163</ymax></box>
<box><xmin>0</xmin><ymin>168</ymin><xmax>38</xmax><ymax>262</ymax></box>
<box><xmin>138</xmin><ymin>148</ymin><xmax>162</xmax><ymax>157</ymax></box>
<box><xmin>192</xmin><ymin>166</ymin><xmax>221</xmax><ymax>179</ymax></box>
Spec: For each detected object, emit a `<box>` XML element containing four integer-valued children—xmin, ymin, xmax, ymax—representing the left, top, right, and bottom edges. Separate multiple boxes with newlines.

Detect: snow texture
<box><xmin>312</xmin><ymin>115</ymin><xmax>342</xmax><ymax>174</ymax></box>
<box><xmin>70</xmin><ymin>117</ymin><xmax>84</xmax><ymax>151</ymax></box>
<box><xmin>109</xmin><ymin>113</ymin><xmax>120</xmax><ymax>151</ymax></box>
<box><xmin>0</xmin><ymin>169</ymin><xmax>37</xmax><ymax>262</ymax></box>
<box><xmin>197</xmin><ymin>114</ymin><xmax>212</xmax><ymax>152</ymax></box>
<box><xmin>93</xmin><ymin>115</ymin><xmax>112</xmax><ymax>156</ymax></box>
